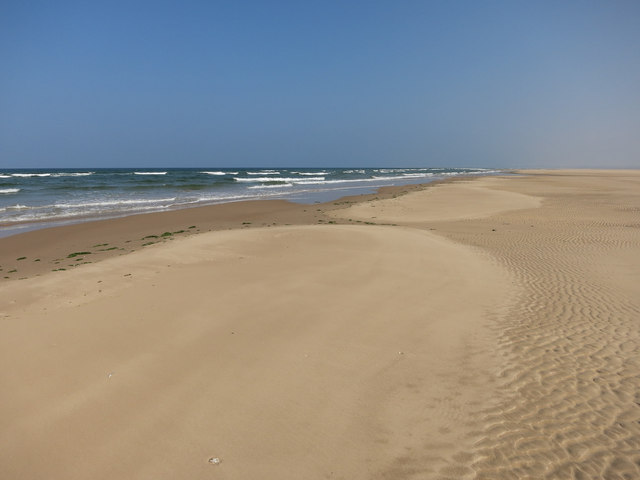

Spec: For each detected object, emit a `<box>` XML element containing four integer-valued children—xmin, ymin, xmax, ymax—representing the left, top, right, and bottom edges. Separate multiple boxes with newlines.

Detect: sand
<box><xmin>327</xmin><ymin>177</ymin><xmax>542</xmax><ymax>223</ymax></box>
<box><xmin>1</xmin><ymin>170</ymin><xmax>639</xmax><ymax>479</ymax></box>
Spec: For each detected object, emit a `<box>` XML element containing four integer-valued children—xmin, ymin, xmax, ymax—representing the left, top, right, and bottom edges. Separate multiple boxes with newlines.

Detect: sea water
<box><xmin>0</xmin><ymin>167</ymin><xmax>500</xmax><ymax>236</ymax></box>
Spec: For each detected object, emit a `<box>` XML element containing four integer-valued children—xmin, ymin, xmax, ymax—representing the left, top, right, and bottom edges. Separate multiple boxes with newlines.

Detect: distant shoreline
<box><xmin>0</xmin><ymin>167</ymin><xmax>503</xmax><ymax>238</ymax></box>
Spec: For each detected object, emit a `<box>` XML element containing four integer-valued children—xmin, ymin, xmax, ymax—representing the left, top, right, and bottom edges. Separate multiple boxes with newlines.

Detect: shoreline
<box><xmin>0</xmin><ymin>175</ymin><xmax>475</xmax><ymax>281</ymax></box>
<box><xmin>0</xmin><ymin>180</ymin><xmax>415</xmax><ymax>239</ymax></box>
<box><xmin>0</xmin><ymin>167</ymin><xmax>503</xmax><ymax>238</ymax></box>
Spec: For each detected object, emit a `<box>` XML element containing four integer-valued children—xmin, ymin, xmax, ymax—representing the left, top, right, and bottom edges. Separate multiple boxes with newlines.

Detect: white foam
<box><xmin>55</xmin><ymin>197</ymin><xmax>177</xmax><ymax>208</ymax></box>
<box><xmin>3</xmin><ymin>171</ymin><xmax>93</xmax><ymax>178</ymax></box>
<box><xmin>134</xmin><ymin>171</ymin><xmax>167</xmax><ymax>175</ymax></box>
<box><xmin>374</xmin><ymin>168</ymin><xmax>419</xmax><ymax>173</ymax></box>
<box><xmin>372</xmin><ymin>173</ymin><xmax>433</xmax><ymax>180</ymax></box>
<box><xmin>0</xmin><ymin>188</ymin><xmax>20</xmax><ymax>194</ymax></box>
<box><xmin>50</xmin><ymin>172</ymin><xmax>94</xmax><ymax>177</ymax></box>
<box><xmin>291</xmin><ymin>171</ymin><xmax>329</xmax><ymax>176</ymax></box>
<box><xmin>248</xmin><ymin>183</ymin><xmax>293</xmax><ymax>189</ymax></box>
<box><xmin>1</xmin><ymin>203</ymin><xmax>173</xmax><ymax>223</ymax></box>
<box><xmin>11</xmin><ymin>173</ymin><xmax>51</xmax><ymax>177</ymax></box>
<box><xmin>201</xmin><ymin>171</ymin><xmax>238</xmax><ymax>175</ymax></box>
<box><xmin>296</xmin><ymin>175</ymin><xmax>431</xmax><ymax>185</ymax></box>
<box><xmin>247</xmin><ymin>171</ymin><xmax>280</xmax><ymax>175</ymax></box>
<box><xmin>296</xmin><ymin>179</ymin><xmax>370</xmax><ymax>185</ymax></box>
<box><xmin>400</xmin><ymin>173</ymin><xmax>435</xmax><ymax>178</ymax></box>
<box><xmin>234</xmin><ymin>176</ymin><xmax>325</xmax><ymax>183</ymax></box>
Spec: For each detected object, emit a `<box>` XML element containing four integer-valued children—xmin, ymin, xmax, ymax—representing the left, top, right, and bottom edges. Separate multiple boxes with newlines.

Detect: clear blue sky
<box><xmin>1</xmin><ymin>1</ymin><xmax>639</xmax><ymax>168</ymax></box>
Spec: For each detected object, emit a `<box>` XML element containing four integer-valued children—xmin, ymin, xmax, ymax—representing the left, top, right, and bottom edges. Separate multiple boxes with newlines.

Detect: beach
<box><xmin>1</xmin><ymin>170</ymin><xmax>639</xmax><ymax>479</ymax></box>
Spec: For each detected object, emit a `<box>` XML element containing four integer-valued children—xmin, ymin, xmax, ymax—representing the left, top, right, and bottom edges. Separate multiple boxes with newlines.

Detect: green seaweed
<box><xmin>68</xmin><ymin>251</ymin><xmax>91</xmax><ymax>258</ymax></box>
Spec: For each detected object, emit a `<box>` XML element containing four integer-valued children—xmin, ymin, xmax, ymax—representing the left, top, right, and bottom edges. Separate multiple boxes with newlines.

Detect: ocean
<box><xmin>0</xmin><ymin>167</ymin><xmax>500</xmax><ymax>236</ymax></box>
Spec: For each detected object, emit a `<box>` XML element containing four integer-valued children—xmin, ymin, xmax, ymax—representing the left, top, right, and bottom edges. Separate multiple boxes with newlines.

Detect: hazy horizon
<box><xmin>2</xmin><ymin>1</ymin><xmax>639</xmax><ymax>169</ymax></box>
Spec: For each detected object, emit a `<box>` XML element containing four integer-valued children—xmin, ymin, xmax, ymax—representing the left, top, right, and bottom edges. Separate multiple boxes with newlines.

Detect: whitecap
<box><xmin>11</xmin><ymin>173</ymin><xmax>51</xmax><ymax>177</ymax></box>
<box><xmin>55</xmin><ymin>197</ymin><xmax>177</xmax><ymax>208</ymax></box>
<box><xmin>50</xmin><ymin>172</ymin><xmax>94</xmax><ymax>177</ymax></box>
<box><xmin>248</xmin><ymin>183</ymin><xmax>293</xmax><ymax>189</ymax></box>
<box><xmin>234</xmin><ymin>176</ymin><xmax>324</xmax><ymax>183</ymax></box>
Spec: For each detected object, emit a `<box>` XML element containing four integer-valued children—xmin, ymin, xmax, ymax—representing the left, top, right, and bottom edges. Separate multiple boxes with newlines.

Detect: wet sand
<box><xmin>1</xmin><ymin>170</ymin><xmax>639</xmax><ymax>479</ymax></box>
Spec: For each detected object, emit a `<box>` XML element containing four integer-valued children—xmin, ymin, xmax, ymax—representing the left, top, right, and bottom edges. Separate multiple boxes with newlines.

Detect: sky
<box><xmin>1</xmin><ymin>0</ymin><xmax>639</xmax><ymax>169</ymax></box>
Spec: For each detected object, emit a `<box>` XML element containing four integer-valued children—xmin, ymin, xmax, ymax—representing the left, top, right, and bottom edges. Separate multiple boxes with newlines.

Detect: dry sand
<box><xmin>1</xmin><ymin>170</ymin><xmax>639</xmax><ymax>479</ymax></box>
<box><xmin>327</xmin><ymin>177</ymin><xmax>542</xmax><ymax>223</ymax></box>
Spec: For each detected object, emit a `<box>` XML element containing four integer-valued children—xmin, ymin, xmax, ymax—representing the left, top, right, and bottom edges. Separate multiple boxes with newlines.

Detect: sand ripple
<box><xmin>434</xmin><ymin>172</ymin><xmax>640</xmax><ymax>479</ymax></box>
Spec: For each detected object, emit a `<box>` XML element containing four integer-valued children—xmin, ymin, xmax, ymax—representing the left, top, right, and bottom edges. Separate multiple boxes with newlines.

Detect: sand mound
<box><xmin>0</xmin><ymin>225</ymin><xmax>513</xmax><ymax>479</ymax></box>
<box><xmin>328</xmin><ymin>177</ymin><xmax>541</xmax><ymax>224</ymax></box>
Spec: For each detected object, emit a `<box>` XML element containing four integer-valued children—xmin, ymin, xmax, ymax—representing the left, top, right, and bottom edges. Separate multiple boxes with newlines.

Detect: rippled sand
<box><xmin>337</xmin><ymin>170</ymin><xmax>640</xmax><ymax>478</ymax></box>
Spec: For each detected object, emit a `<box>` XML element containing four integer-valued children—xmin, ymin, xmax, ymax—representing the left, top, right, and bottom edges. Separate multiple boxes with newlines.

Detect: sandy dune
<box><xmin>327</xmin><ymin>177</ymin><xmax>542</xmax><ymax>224</ymax></box>
<box><xmin>1</xmin><ymin>224</ymin><xmax>513</xmax><ymax>479</ymax></box>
